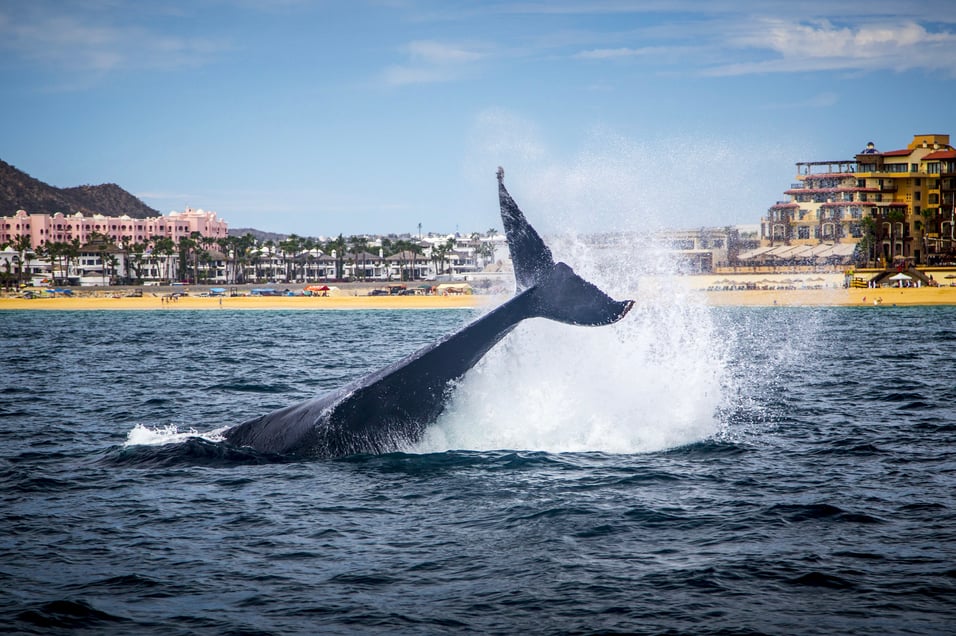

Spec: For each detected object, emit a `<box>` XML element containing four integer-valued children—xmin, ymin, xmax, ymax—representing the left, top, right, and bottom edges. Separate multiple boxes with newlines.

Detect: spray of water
<box><xmin>414</xmin><ymin>236</ymin><xmax>728</xmax><ymax>455</ymax></box>
<box><xmin>125</xmin><ymin>423</ymin><xmax>226</xmax><ymax>447</ymax></box>
<box><xmin>420</xmin><ymin>118</ymin><xmax>753</xmax><ymax>454</ymax></box>
<box><xmin>417</xmin><ymin>302</ymin><xmax>725</xmax><ymax>454</ymax></box>
<box><xmin>414</xmin><ymin>211</ymin><xmax>728</xmax><ymax>454</ymax></box>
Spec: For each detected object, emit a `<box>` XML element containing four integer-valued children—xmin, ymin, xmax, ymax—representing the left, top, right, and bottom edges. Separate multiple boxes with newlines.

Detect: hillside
<box><xmin>0</xmin><ymin>158</ymin><xmax>160</xmax><ymax>218</ymax></box>
<box><xmin>228</xmin><ymin>227</ymin><xmax>289</xmax><ymax>242</ymax></box>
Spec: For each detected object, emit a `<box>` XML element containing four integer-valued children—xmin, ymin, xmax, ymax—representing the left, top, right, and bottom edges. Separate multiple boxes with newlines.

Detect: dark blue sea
<box><xmin>1</xmin><ymin>304</ymin><xmax>954</xmax><ymax>635</ymax></box>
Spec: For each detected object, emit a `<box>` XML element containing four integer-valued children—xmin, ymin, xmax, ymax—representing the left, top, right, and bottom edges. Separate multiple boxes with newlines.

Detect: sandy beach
<box><xmin>695</xmin><ymin>286</ymin><xmax>956</xmax><ymax>307</ymax></box>
<box><xmin>0</xmin><ymin>293</ymin><xmax>490</xmax><ymax>311</ymax></box>
<box><xmin>4</xmin><ymin>273</ymin><xmax>956</xmax><ymax>310</ymax></box>
<box><xmin>673</xmin><ymin>271</ymin><xmax>956</xmax><ymax>307</ymax></box>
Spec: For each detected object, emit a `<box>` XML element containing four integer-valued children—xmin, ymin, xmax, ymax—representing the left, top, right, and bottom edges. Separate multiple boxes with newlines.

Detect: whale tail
<box><xmin>497</xmin><ymin>167</ymin><xmax>633</xmax><ymax>326</ymax></box>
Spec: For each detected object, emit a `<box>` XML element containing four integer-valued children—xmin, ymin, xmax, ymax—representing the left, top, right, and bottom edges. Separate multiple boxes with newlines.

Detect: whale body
<box><xmin>222</xmin><ymin>170</ymin><xmax>633</xmax><ymax>457</ymax></box>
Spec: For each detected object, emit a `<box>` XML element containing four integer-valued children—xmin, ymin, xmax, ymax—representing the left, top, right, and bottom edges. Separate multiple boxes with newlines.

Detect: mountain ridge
<box><xmin>0</xmin><ymin>159</ymin><xmax>160</xmax><ymax>219</ymax></box>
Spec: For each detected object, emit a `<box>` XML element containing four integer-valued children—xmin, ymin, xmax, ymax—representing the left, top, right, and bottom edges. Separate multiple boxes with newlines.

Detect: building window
<box><xmin>798</xmin><ymin>226</ymin><xmax>810</xmax><ymax>239</ymax></box>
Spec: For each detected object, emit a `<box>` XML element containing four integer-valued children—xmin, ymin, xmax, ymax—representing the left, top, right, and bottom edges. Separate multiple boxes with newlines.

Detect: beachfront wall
<box><xmin>0</xmin><ymin>208</ymin><xmax>228</xmax><ymax>248</ymax></box>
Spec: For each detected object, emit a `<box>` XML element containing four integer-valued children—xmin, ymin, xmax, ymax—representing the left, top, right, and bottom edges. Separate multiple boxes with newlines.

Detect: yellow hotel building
<box><xmin>759</xmin><ymin>134</ymin><xmax>956</xmax><ymax>267</ymax></box>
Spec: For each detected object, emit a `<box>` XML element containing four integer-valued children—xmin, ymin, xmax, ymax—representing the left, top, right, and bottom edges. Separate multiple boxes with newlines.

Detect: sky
<box><xmin>1</xmin><ymin>0</ymin><xmax>955</xmax><ymax>238</ymax></box>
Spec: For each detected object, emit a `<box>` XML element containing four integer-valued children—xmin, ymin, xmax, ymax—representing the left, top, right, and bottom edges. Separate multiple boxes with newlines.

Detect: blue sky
<box><xmin>1</xmin><ymin>1</ymin><xmax>955</xmax><ymax>237</ymax></box>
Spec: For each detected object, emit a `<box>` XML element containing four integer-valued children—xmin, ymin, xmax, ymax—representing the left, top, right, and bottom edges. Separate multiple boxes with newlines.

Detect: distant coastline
<box><xmin>5</xmin><ymin>276</ymin><xmax>956</xmax><ymax>310</ymax></box>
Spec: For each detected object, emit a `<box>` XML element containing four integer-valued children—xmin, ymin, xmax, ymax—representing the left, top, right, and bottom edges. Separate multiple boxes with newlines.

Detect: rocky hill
<box><xmin>228</xmin><ymin>227</ymin><xmax>289</xmax><ymax>242</ymax></box>
<box><xmin>0</xmin><ymin>158</ymin><xmax>160</xmax><ymax>218</ymax></box>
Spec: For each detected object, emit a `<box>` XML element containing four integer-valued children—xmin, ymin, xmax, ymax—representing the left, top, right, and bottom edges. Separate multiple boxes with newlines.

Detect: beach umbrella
<box><xmin>888</xmin><ymin>272</ymin><xmax>912</xmax><ymax>288</ymax></box>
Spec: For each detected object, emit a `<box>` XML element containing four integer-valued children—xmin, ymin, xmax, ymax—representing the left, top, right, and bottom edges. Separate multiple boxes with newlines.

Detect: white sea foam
<box><xmin>414</xmin><ymin>221</ymin><xmax>729</xmax><ymax>456</ymax></box>
<box><xmin>124</xmin><ymin>423</ymin><xmax>226</xmax><ymax>447</ymax></box>
<box><xmin>415</xmin><ymin>292</ymin><xmax>726</xmax><ymax>455</ymax></box>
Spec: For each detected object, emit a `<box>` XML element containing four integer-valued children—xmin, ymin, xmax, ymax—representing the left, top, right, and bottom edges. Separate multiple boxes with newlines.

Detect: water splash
<box><xmin>416</xmin><ymin>240</ymin><xmax>729</xmax><ymax>455</ymax></box>
<box><xmin>124</xmin><ymin>423</ymin><xmax>225</xmax><ymax>447</ymax></box>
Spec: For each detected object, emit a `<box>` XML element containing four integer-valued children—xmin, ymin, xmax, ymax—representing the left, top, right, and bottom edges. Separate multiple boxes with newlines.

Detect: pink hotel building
<box><xmin>0</xmin><ymin>208</ymin><xmax>228</xmax><ymax>247</ymax></box>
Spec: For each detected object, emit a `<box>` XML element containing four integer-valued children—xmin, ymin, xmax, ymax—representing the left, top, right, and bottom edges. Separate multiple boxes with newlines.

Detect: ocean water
<box><xmin>1</xmin><ymin>304</ymin><xmax>954</xmax><ymax>635</ymax></box>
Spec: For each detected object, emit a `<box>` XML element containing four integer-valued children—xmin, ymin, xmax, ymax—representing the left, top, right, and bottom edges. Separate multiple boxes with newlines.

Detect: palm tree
<box><xmin>389</xmin><ymin>239</ymin><xmax>423</xmax><ymax>281</ymax></box>
<box><xmin>443</xmin><ymin>237</ymin><xmax>456</xmax><ymax>275</ymax></box>
<box><xmin>42</xmin><ymin>241</ymin><xmax>72</xmax><ymax>285</ymax></box>
<box><xmin>151</xmin><ymin>236</ymin><xmax>176</xmax><ymax>283</ymax></box>
<box><xmin>349</xmin><ymin>235</ymin><xmax>370</xmax><ymax>281</ymax></box>
<box><xmin>64</xmin><ymin>239</ymin><xmax>81</xmax><ymax>284</ymax></box>
<box><xmin>12</xmin><ymin>234</ymin><xmax>31</xmax><ymax>288</ymax></box>
<box><xmin>409</xmin><ymin>240</ymin><xmax>423</xmax><ymax>281</ymax></box>
<box><xmin>1</xmin><ymin>258</ymin><xmax>13</xmax><ymax>292</ymax></box>
<box><xmin>431</xmin><ymin>243</ymin><xmax>447</xmax><ymax>277</ymax></box>
<box><xmin>118</xmin><ymin>236</ymin><xmax>136</xmax><ymax>284</ymax></box>
<box><xmin>85</xmin><ymin>231</ymin><xmax>112</xmax><ymax>285</ymax></box>
<box><xmin>858</xmin><ymin>216</ymin><xmax>876</xmax><ymax>268</ymax></box>
<box><xmin>127</xmin><ymin>240</ymin><xmax>148</xmax><ymax>283</ymax></box>
<box><xmin>279</xmin><ymin>234</ymin><xmax>302</xmax><ymax>283</ymax></box>
<box><xmin>300</xmin><ymin>236</ymin><xmax>318</xmax><ymax>281</ymax></box>
<box><xmin>235</xmin><ymin>234</ymin><xmax>256</xmax><ymax>284</ymax></box>
<box><xmin>326</xmin><ymin>234</ymin><xmax>347</xmax><ymax>280</ymax></box>
<box><xmin>197</xmin><ymin>233</ymin><xmax>218</xmax><ymax>282</ymax></box>
<box><xmin>104</xmin><ymin>253</ymin><xmax>119</xmax><ymax>284</ymax></box>
<box><xmin>177</xmin><ymin>235</ymin><xmax>197</xmax><ymax>283</ymax></box>
<box><xmin>34</xmin><ymin>242</ymin><xmax>53</xmax><ymax>285</ymax></box>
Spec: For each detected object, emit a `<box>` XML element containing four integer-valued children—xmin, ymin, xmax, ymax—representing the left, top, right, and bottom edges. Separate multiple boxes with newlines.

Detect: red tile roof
<box><xmin>923</xmin><ymin>149</ymin><xmax>956</xmax><ymax>160</ymax></box>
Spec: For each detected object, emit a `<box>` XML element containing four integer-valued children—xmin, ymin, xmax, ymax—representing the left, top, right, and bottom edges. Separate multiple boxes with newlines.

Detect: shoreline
<box><xmin>0</xmin><ymin>294</ymin><xmax>491</xmax><ymax>311</ymax></box>
<box><xmin>4</xmin><ymin>286</ymin><xmax>956</xmax><ymax>310</ymax></box>
<box><xmin>694</xmin><ymin>286</ymin><xmax>956</xmax><ymax>307</ymax></box>
<box><xmin>5</xmin><ymin>271</ymin><xmax>956</xmax><ymax>310</ymax></box>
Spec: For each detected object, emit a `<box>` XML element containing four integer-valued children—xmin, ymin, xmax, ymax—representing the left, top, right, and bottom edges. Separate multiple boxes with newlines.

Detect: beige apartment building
<box><xmin>757</xmin><ymin>134</ymin><xmax>956</xmax><ymax>267</ymax></box>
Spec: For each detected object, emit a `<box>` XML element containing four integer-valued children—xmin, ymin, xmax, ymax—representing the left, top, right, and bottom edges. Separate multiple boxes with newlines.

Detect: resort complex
<box><xmin>0</xmin><ymin>202</ymin><xmax>506</xmax><ymax>289</ymax></box>
<box><xmin>747</xmin><ymin>133</ymin><xmax>956</xmax><ymax>268</ymax></box>
<box><xmin>0</xmin><ymin>207</ymin><xmax>228</xmax><ymax>247</ymax></box>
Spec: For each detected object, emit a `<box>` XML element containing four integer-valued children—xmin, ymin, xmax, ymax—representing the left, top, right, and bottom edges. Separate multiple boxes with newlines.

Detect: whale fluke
<box><xmin>497</xmin><ymin>167</ymin><xmax>554</xmax><ymax>292</ymax></box>
<box><xmin>497</xmin><ymin>170</ymin><xmax>633</xmax><ymax>326</ymax></box>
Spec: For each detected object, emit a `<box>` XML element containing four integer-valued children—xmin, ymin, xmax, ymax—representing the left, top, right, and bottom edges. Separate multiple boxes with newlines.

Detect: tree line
<box><xmin>1</xmin><ymin>229</ymin><xmax>500</xmax><ymax>288</ymax></box>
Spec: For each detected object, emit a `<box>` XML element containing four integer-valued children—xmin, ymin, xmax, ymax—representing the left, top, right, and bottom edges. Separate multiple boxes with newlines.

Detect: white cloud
<box><xmin>406</xmin><ymin>40</ymin><xmax>484</xmax><ymax>64</ymax></box>
<box><xmin>708</xmin><ymin>18</ymin><xmax>956</xmax><ymax>75</ymax></box>
<box><xmin>381</xmin><ymin>39</ymin><xmax>486</xmax><ymax>86</ymax></box>
<box><xmin>574</xmin><ymin>46</ymin><xmax>654</xmax><ymax>60</ymax></box>
<box><xmin>0</xmin><ymin>8</ymin><xmax>229</xmax><ymax>75</ymax></box>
